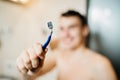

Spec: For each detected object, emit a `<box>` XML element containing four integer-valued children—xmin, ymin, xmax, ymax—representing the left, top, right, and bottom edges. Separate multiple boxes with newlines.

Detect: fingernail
<box><xmin>35</xmin><ymin>46</ymin><xmax>40</xmax><ymax>54</ymax></box>
<box><xmin>39</xmin><ymin>56</ymin><xmax>44</xmax><ymax>60</ymax></box>
<box><xmin>45</xmin><ymin>48</ymin><xmax>48</xmax><ymax>52</ymax></box>
<box><xmin>22</xmin><ymin>69</ymin><xmax>28</xmax><ymax>74</ymax></box>
<box><xmin>27</xmin><ymin>64</ymin><xmax>32</xmax><ymax>69</ymax></box>
<box><xmin>32</xmin><ymin>60</ymin><xmax>39</xmax><ymax>68</ymax></box>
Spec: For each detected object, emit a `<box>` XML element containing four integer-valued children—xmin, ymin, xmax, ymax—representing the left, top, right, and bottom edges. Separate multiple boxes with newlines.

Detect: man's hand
<box><xmin>16</xmin><ymin>42</ymin><xmax>48</xmax><ymax>76</ymax></box>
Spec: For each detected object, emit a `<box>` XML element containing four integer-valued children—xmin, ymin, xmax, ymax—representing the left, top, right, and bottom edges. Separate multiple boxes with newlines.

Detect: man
<box><xmin>16</xmin><ymin>10</ymin><xmax>117</xmax><ymax>80</ymax></box>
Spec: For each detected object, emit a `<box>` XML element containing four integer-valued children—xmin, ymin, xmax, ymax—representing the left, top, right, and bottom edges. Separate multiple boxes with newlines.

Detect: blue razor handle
<box><xmin>42</xmin><ymin>21</ymin><xmax>53</xmax><ymax>50</ymax></box>
<box><xmin>42</xmin><ymin>31</ymin><xmax>53</xmax><ymax>50</ymax></box>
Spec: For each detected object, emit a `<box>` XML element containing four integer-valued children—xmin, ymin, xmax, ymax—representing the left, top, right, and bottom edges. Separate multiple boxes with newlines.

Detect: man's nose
<box><xmin>63</xmin><ymin>30</ymin><xmax>70</xmax><ymax>38</ymax></box>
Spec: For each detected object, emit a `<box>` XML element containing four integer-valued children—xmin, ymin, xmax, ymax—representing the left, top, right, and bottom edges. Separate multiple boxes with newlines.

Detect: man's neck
<box><xmin>65</xmin><ymin>44</ymin><xmax>87</xmax><ymax>55</ymax></box>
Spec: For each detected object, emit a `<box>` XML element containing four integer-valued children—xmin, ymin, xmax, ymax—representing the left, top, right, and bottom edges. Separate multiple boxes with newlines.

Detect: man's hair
<box><xmin>61</xmin><ymin>10</ymin><xmax>87</xmax><ymax>26</ymax></box>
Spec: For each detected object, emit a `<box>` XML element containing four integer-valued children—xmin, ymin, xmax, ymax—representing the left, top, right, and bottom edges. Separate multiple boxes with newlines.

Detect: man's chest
<box><xmin>56</xmin><ymin>56</ymin><xmax>97</xmax><ymax>80</ymax></box>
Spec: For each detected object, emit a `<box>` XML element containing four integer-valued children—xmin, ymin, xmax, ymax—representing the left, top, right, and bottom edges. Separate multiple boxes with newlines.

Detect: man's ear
<box><xmin>83</xmin><ymin>25</ymin><xmax>89</xmax><ymax>38</ymax></box>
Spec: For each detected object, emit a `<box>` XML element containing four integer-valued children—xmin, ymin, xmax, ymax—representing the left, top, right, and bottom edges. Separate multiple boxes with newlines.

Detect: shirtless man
<box><xmin>16</xmin><ymin>10</ymin><xmax>117</xmax><ymax>80</ymax></box>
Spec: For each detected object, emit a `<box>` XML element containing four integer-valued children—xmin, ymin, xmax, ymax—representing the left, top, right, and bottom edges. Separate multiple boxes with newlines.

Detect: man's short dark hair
<box><xmin>61</xmin><ymin>10</ymin><xmax>87</xmax><ymax>26</ymax></box>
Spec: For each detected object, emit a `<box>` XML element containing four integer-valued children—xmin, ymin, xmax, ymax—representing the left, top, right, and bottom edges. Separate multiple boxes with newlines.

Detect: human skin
<box><xmin>16</xmin><ymin>16</ymin><xmax>117</xmax><ymax>80</ymax></box>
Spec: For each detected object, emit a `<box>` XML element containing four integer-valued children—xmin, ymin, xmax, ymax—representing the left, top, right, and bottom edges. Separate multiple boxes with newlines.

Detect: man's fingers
<box><xmin>16</xmin><ymin>42</ymin><xmax>49</xmax><ymax>75</ymax></box>
<box><xmin>16</xmin><ymin>57</ymin><xmax>28</xmax><ymax>74</ymax></box>
<box><xmin>28</xmin><ymin>47</ymin><xmax>39</xmax><ymax>68</ymax></box>
<box><xmin>21</xmin><ymin>51</ymin><xmax>32</xmax><ymax>70</ymax></box>
<box><xmin>40</xmin><ymin>48</ymin><xmax>48</xmax><ymax>59</ymax></box>
<box><xmin>33</xmin><ymin>43</ymin><xmax>45</xmax><ymax>59</ymax></box>
<box><xmin>44</xmin><ymin>48</ymin><xmax>48</xmax><ymax>53</ymax></box>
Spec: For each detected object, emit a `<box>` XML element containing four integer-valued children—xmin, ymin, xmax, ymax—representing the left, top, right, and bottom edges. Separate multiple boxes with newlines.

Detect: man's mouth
<box><xmin>64</xmin><ymin>38</ymin><xmax>74</xmax><ymax>44</ymax></box>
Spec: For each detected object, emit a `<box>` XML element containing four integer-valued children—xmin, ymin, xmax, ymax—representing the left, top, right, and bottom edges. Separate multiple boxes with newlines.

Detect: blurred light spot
<box><xmin>91</xmin><ymin>8</ymin><xmax>102</xmax><ymax>22</ymax></box>
<box><xmin>9</xmin><ymin>0</ymin><xmax>30</xmax><ymax>4</ymax></box>
<box><xmin>104</xmin><ymin>8</ymin><xmax>111</xmax><ymax>17</ymax></box>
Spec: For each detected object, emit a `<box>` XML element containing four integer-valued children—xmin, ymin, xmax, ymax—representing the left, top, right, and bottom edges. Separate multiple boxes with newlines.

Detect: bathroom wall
<box><xmin>0</xmin><ymin>0</ymin><xmax>87</xmax><ymax>79</ymax></box>
<box><xmin>88</xmin><ymin>0</ymin><xmax>120</xmax><ymax>78</ymax></box>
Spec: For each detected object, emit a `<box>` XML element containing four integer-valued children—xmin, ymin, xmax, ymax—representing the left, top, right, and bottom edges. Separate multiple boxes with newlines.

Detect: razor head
<box><xmin>47</xmin><ymin>21</ymin><xmax>53</xmax><ymax>29</ymax></box>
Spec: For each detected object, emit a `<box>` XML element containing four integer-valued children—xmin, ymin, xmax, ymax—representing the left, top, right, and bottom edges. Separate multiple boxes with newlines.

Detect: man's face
<box><xmin>59</xmin><ymin>16</ymin><xmax>87</xmax><ymax>50</ymax></box>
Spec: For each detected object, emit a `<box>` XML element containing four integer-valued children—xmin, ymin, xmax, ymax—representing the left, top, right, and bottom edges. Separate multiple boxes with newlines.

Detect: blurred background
<box><xmin>0</xmin><ymin>0</ymin><xmax>120</xmax><ymax>80</ymax></box>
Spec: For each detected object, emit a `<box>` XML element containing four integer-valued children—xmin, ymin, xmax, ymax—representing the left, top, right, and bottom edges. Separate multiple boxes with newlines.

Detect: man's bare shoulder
<box><xmin>87</xmin><ymin>49</ymin><xmax>117</xmax><ymax>80</ymax></box>
<box><xmin>87</xmin><ymin>49</ymin><xmax>112</xmax><ymax>67</ymax></box>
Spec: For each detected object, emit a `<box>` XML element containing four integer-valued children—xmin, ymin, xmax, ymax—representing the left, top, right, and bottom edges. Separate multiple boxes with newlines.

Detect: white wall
<box><xmin>0</xmin><ymin>0</ymin><xmax>87</xmax><ymax>79</ymax></box>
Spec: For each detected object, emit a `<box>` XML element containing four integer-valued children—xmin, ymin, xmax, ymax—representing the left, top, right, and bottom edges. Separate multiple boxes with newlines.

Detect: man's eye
<box><xmin>69</xmin><ymin>26</ymin><xmax>76</xmax><ymax>29</ymax></box>
<box><xmin>60</xmin><ymin>27</ymin><xmax>64</xmax><ymax>31</ymax></box>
